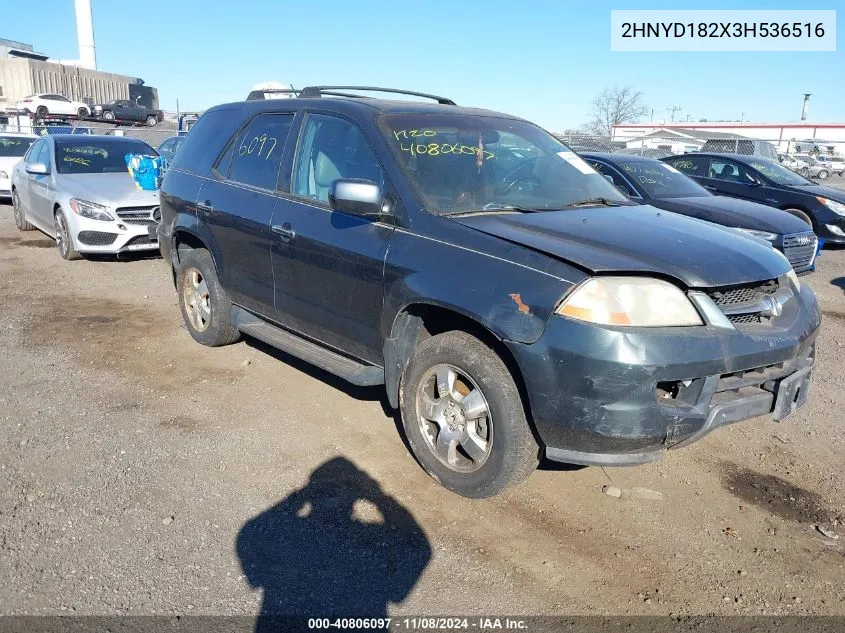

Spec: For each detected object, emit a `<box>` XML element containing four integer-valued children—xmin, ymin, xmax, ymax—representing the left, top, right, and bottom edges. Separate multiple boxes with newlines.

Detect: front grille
<box><xmin>115</xmin><ymin>206</ymin><xmax>159</xmax><ymax>226</ymax></box>
<box><xmin>708</xmin><ymin>280</ymin><xmax>778</xmax><ymax>307</ymax></box>
<box><xmin>707</xmin><ymin>279</ymin><xmax>782</xmax><ymax>328</ymax></box>
<box><xmin>124</xmin><ymin>235</ymin><xmax>158</xmax><ymax>247</ymax></box>
<box><xmin>77</xmin><ymin>231</ymin><xmax>117</xmax><ymax>246</ymax></box>
<box><xmin>782</xmin><ymin>232</ymin><xmax>817</xmax><ymax>273</ymax></box>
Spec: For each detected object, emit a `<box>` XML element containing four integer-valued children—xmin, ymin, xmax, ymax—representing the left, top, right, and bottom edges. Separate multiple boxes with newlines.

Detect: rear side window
<box><xmin>169</xmin><ymin>108</ymin><xmax>242</xmax><ymax>175</ymax></box>
<box><xmin>664</xmin><ymin>156</ymin><xmax>706</xmax><ymax>177</ymax></box>
<box><xmin>226</xmin><ymin>113</ymin><xmax>295</xmax><ymax>190</ymax></box>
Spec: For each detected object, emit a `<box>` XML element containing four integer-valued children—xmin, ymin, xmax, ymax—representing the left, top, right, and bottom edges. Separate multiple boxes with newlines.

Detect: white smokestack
<box><xmin>75</xmin><ymin>0</ymin><xmax>97</xmax><ymax>70</ymax></box>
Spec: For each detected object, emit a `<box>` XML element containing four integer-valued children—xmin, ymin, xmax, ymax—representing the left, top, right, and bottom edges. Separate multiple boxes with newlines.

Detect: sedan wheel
<box><xmin>12</xmin><ymin>190</ymin><xmax>34</xmax><ymax>231</ymax></box>
<box><xmin>818</xmin><ymin>170</ymin><xmax>829</xmax><ymax>180</ymax></box>
<box><xmin>54</xmin><ymin>210</ymin><xmax>81</xmax><ymax>260</ymax></box>
<box><xmin>103</xmin><ymin>110</ymin><xmax>115</xmax><ymax>121</ymax></box>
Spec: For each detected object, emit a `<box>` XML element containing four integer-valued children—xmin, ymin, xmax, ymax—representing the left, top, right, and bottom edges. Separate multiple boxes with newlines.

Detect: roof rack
<box><xmin>297</xmin><ymin>86</ymin><xmax>456</xmax><ymax>106</ymax></box>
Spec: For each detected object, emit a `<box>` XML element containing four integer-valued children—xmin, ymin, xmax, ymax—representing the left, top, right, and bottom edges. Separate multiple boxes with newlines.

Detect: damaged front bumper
<box><xmin>506</xmin><ymin>283</ymin><xmax>821</xmax><ymax>466</ymax></box>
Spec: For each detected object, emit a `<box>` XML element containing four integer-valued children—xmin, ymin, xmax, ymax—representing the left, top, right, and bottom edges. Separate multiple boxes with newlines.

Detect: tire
<box><xmin>784</xmin><ymin>208</ymin><xmax>815</xmax><ymax>232</ymax></box>
<box><xmin>54</xmin><ymin>208</ymin><xmax>82</xmax><ymax>261</ymax></box>
<box><xmin>35</xmin><ymin>105</ymin><xmax>48</xmax><ymax>117</ymax></box>
<box><xmin>102</xmin><ymin>110</ymin><xmax>115</xmax><ymax>121</ymax></box>
<box><xmin>176</xmin><ymin>248</ymin><xmax>240</xmax><ymax>347</ymax></box>
<box><xmin>77</xmin><ymin>107</ymin><xmax>88</xmax><ymax>118</ymax></box>
<box><xmin>12</xmin><ymin>189</ymin><xmax>34</xmax><ymax>231</ymax></box>
<box><xmin>818</xmin><ymin>170</ymin><xmax>829</xmax><ymax>180</ymax></box>
<box><xmin>400</xmin><ymin>330</ymin><xmax>539</xmax><ymax>498</ymax></box>
<box><xmin>146</xmin><ymin>115</ymin><xmax>157</xmax><ymax>127</ymax></box>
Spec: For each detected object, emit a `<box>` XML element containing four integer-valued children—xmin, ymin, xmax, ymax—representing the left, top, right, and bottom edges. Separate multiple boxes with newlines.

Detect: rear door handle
<box><xmin>197</xmin><ymin>199</ymin><xmax>213</xmax><ymax>211</ymax></box>
<box><xmin>272</xmin><ymin>223</ymin><xmax>295</xmax><ymax>241</ymax></box>
<box><xmin>703</xmin><ymin>185</ymin><xmax>717</xmax><ymax>191</ymax></box>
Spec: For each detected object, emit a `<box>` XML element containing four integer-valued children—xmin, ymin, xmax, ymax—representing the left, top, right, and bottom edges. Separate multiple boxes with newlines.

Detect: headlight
<box><xmin>738</xmin><ymin>228</ymin><xmax>778</xmax><ymax>242</ymax></box>
<box><xmin>817</xmin><ymin>197</ymin><xmax>845</xmax><ymax>216</ymax></box>
<box><xmin>94</xmin><ymin>105</ymin><xmax>103</xmax><ymax>111</ymax></box>
<box><xmin>69</xmin><ymin>198</ymin><xmax>112</xmax><ymax>221</ymax></box>
<box><xmin>556</xmin><ymin>277</ymin><xmax>703</xmax><ymax>327</ymax></box>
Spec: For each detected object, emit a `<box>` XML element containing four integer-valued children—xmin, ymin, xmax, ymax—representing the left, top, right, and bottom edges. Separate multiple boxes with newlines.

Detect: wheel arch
<box><xmin>778</xmin><ymin>204</ymin><xmax>817</xmax><ymax>231</ymax></box>
<box><xmin>170</xmin><ymin>228</ymin><xmax>220</xmax><ymax>287</ymax></box>
<box><xmin>383</xmin><ymin>303</ymin><xmax>533</xmax><ymax>430</ymax></box>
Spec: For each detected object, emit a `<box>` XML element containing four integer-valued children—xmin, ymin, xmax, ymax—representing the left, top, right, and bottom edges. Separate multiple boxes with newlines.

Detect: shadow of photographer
<box><xmin>237</xmin><ymin>457</ymin><xmax>431</xmax><ymax>631</ymax></box>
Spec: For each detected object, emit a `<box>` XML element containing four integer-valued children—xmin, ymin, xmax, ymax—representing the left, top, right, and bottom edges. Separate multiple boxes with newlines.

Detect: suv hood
<box><xmin>650</xmin><ymin>195</ymin><xmax>811</xmax><ymax>235</ymax></box>
<box><xmin>452</xmin><ymin>206</ymin><xmax>790</xmax><ymax>288</ymax></box>
<box><xmin>56</xmin><ymin>172</ymin><xmax>159</xmax><ymax>207</ymax></box>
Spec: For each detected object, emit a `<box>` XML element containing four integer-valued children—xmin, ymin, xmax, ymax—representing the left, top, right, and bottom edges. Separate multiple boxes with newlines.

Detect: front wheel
<box><xmin>55</xmin><ymin>208</ymin><xmax>81</xmax><ymax>260</ymax></box>
<box><xmin>400</xmin><ymin>330</ymin><xmax>539</xmax><ymax>498</ymax></box>
<box><xmin>176</xmin><ymin>249</ymin><xmax>240</xmax><ymax>347</ymax></box>
<box><xmin>146</xmin><ymin>115</ymin><xmax>157</xmax><ymax>127</ymax></box>
<box><xmin>77</xmin><ymin>107</ymin><xmax>88</xmax><ymax>118</ymax></box>
<box><xmin>13</xmin><ymin>189</ymin><xmax>34</xmax><ymax>231</ymax></box>
<box><xmin>817</xmin><ymin>170</ymin><xmax>829</xmax><ymax>180</ymax></box>
<box><xmin>102</xmin><ymin>110</ymin><xmax>115</xmax><ymax>121</ymax></box>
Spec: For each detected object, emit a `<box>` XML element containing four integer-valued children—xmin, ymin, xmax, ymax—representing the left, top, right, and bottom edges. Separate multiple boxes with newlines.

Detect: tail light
<box><xmin>21</xmin><ymin>99</ymin><xmax>32</xmax><ymax>103</ymax></box>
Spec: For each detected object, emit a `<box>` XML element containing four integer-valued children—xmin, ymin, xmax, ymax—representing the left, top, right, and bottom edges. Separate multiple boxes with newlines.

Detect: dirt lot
<box><xmin>0</xmin><ymin>201</ymin><xmax>843</xmax><ymax>619</ymax></box>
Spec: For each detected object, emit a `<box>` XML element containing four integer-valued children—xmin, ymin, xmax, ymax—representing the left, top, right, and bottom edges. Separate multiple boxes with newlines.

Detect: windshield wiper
<box><xmin>566</xmin><ymin>197</ymin><xmax>626</xmax><ymax>208</ymax></box>
<box><xmin>446</xmin><ymin>205</ymin><xmax>544</xmax><ymax>217</ymax></box>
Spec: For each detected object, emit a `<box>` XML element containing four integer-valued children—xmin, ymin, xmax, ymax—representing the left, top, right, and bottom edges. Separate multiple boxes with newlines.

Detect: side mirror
<box><xmin>603</xmin><ymin>174</ymin><xmax>615</xmax><ymax>184</ymax></box>
<box><xmin>329</xmin><ymin>179</ymin><xmax>383</xmax><ymax>216</ymax></box>
<box><xmin>26</xmin><ymin>162</ymin><xmax>49</xmax><ymax>175</ymax></box>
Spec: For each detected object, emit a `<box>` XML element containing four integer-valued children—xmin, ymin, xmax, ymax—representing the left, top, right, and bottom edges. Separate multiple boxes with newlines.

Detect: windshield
<box><xmin>615</xmin><ymin>159</ymin><xmax>710</xmax><ymax>198</ymax></box>
<box><xmin>747</xmin><ymin>159</ymin><xmax>812</xmax><ymax>186</ymax></box>
<box><xmin>55</xmin><ymin>139</ymin><xmax>156</xmax><ymax>174</ymax></box>
<box><xmin>0</xmin><ymin>136</ymin><xmax>35</xmax><ymax>158</ymax></box>
<box><xmin>379</xmin><ymin>114</ymin><xmax>630</xmax><ymax>214</ymax></box>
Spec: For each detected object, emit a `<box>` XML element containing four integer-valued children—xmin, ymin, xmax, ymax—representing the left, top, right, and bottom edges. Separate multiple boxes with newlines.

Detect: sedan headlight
<box><xmin>817</xmin><ymin>197</ymin><xmax>845</xmax><ymax>216</ymax></box>
<box><xmin>556</xmin><ymin>277</ymin><xmax>703</xmax><ymax>327</ymax></box>
<box><xmin>737</xmin><ymin>228</ymin><xmax>778</xmax><ymax>242</ymax></box>
<box><xmin>69</xmin><ymin>198</ymin><xmax>113</xmax><ymax>221</ymax></box>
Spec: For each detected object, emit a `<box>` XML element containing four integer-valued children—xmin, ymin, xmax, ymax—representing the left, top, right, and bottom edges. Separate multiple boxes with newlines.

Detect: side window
<box><xmin>708</xmin><ymin>159</ymin><xmax>754</xmax><ymax>183</ymax></box>
<box><xmin>27</xmin><ymin>140</ymin><xmax>45</xmax><ymax>164</ymax></box>
<box><xmin>40</xmin><ymin>142</ymin><xmax>53</xmax><ymax>168</ymax></box>
<box><xmin>169</xmin><ymin>109</ymin><xmax>240</xmax><ymax>174</ymax></box>
<box><xmin>227</xmin><ymin>113</ymin><xmax>294</xmax><ymax>189</ymax></box>
<box><xmin>589</xmin><ymin>161</ymin><xmax>636</xmax><ymax>197</ymax></box>
<box><xmin>292</xmin><ymin>114</ymin><xmax>383</xmax><ymax>204</ymax></box>
<box><xmin>665</xmin><ymin>156</ymin><xmax>705</xmax><ymax>177</ymax></box>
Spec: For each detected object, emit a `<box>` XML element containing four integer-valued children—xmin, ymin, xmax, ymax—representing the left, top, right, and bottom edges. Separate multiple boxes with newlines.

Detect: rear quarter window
<box><xmin>169</xmin><ymin>108</ymin><xmax>243</xmax><ymax>176</ymax></box>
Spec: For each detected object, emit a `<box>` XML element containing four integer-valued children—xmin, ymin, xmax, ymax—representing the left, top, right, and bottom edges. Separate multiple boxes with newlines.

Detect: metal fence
<box><xmin>1</xmin><ymin>113</ymin><xmax>181</xmax><ymax>152</ymax></box>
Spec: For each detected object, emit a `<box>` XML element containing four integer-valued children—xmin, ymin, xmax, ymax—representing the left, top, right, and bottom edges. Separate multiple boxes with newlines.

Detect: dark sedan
<box><xmin>582</xmin><ymin>153</ymin><xmax>818</xmax><ymax>274</ymax></box>
<box><xmin>661</xmin><ymin>153</ymin><xmax>845</xmax><ymax>245</ymax></box>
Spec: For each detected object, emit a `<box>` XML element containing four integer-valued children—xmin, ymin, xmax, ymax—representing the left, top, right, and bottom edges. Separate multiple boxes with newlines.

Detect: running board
<box><xmin>230</xmin><ymin>306</ymin><xmax>385</xmax><ymax>386</ymax></box>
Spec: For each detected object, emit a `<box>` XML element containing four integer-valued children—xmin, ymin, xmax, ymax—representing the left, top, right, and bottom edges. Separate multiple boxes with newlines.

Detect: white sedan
<box><xmin>16</xmin><ymin>93</ymin><xmax>91</xmax><ymax>118</ymax></box>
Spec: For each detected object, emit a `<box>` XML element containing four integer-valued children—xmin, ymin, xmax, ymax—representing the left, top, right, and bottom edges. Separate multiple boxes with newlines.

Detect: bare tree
<box><xmin>585</xmin><ymin>86</ymin><xmax>649</xmax><ymax>136</ymax></box>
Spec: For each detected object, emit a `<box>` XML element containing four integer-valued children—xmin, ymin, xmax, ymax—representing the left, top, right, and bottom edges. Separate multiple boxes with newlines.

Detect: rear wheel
<box><xmin>35</xmin><ymin>105</ymin><xmax>48</xmax><ymax>117</ymax></box>
<box><xmin>146</xmin><ymin>115</ymin><xmax>157</xmax><ymax>127</ymax></box>
<box><xmin>817</xmin><ymin>170</ymin><xmax>829</xmax><ymax>180</ymax></box>
<box><xmin>400</xmin><ymin>330</ymin><xmax>539</xmax><ymax>498</ymax></box>
<box><xmin>55</xmin><ymin>208</ymin><xmax>81</xmax><ymax>261</ymax></box>
<box><xmin>176</xmin><ymin>249</ymin><xmax>240</xmax><ymax>347</ymax></box>
<box><xmin>12</xmin><ymin>189</ymin><xmax>34</xmax><ymax>231</ymax></box>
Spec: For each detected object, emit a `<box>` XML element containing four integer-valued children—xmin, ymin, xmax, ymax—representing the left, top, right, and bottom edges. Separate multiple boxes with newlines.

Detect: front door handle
<box><xmin>272</xmin><ymin>223</ymin><xmax>295</xmax><ymax>241</ymax></box>
<box><xmin>197</xmin><ymin>199</ymin><xmax>213</xmax><ymax>212</ymax></box>
<box><xmin>703</xmin><ymin>185</ymin><xmax>717</xmax><ymax>191</ymax></box>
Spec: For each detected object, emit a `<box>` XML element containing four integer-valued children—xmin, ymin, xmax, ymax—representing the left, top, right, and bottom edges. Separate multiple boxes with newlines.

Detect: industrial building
<box><xmin>0</xmin><ymin>0</ymin><xmax>158</xmax><ymax>113</ymax></box>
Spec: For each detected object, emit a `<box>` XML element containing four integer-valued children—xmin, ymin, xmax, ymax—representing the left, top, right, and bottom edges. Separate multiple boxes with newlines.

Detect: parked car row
<box><xmin>5</xmin><ymin>86</ymin><xmax>825</xmax><ymax>498</ymax></box>
<box><xmin>15</xmin><ymin>93</ymin><xmax>164</xmax><ymax>127</ymax></box>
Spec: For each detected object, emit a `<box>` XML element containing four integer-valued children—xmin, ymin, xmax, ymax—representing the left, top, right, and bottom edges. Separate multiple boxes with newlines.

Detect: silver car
<box><xmin>11</xmin><ymin>135</ymin><xmax>160</xmax><ymax>260</ymax></box>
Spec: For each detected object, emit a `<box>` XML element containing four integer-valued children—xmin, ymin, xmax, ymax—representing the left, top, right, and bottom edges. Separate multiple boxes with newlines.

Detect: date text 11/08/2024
<box><xmin>307</xmin><ymin>617</ymin><xmax>529</xmax><ymax>630</ymax></box>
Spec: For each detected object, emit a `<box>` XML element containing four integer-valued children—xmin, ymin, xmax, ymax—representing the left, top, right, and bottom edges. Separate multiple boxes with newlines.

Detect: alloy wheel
<box><xmin>12</xmin><ymin>190</ymin><xmax>23</xmax><ymax>229</ymax></box>
<box><xmin>55</xmin><ymin>213</ymin><xmax>69</xmax><ymax>257</ymax></box>
<box><xmin>415</xmin><ymin>364</ymin><xmax>493</xmax><ymax>473</ymax></box>
<box><xmin>182</xmin><ymin>267</ymin><xmax>211</xmax><ymax>332</ymax></box>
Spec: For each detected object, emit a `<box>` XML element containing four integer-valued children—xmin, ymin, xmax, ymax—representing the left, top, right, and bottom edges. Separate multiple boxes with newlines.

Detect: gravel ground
<box><xmin>0</xmin><ymin>201</ymin><xmax>843</xmax><ymax>619</ymax></box>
